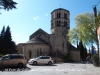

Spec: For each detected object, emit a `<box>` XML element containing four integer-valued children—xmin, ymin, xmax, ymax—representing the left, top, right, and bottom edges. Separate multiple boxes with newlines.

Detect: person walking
<box><xmin>86</xmin><ymin>56</ymin><xmax>90</xmax><ymax>64</ymax></box>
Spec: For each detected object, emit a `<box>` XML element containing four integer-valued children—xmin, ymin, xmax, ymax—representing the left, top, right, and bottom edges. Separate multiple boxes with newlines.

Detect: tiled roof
<box><xmin>26</xmin><ymin>36</ymin><xmax>49</xmax><ymax>45</ymax></box>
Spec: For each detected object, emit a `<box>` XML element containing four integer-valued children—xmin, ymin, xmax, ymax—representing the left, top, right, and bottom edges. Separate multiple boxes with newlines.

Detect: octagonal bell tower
<box><xmin>50</xmin><ymin>8</ymin><xmax>70</xmax><ymax>53</ymax></box>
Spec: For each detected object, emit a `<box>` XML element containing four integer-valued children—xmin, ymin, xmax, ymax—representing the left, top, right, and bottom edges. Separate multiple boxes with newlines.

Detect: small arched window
<box><xmin>64</xmin><ymin>13</ymin><xmax>67</xmax><ymax>19</ymax></box>
<box><xmin>64</xmin><ymin>21</ymin><xmax>67</xmax><ymax>27</ymax></box>
<box><xmin>57</xmin><ymin>21</ymin><xmax>60</xmax><ymax>26</ymax></box>
<box><xmin>59</xmin><ymin>13</ymin><xmax>61</xmax><ymax>18</ymax></box>
<box><xmin>57</xmin><ymin>13</ymin><xmax>61</xmax><ymax>18</ymax></box>
<box><xmin>51</xmin><ymin>23</ymin><xmax>53</xmax><ymax>28</ymax></box>
<box><xmin>57</xmin><ymin>13</ymin><xmax>59</xmax><ymax>18</ymax></box>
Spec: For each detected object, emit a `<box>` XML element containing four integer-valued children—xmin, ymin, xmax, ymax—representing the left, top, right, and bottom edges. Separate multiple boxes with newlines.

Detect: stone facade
<box><xmin>24</xmin><ymin>44</ymin><xmax>50</xmax><ymax>59</ymax></box>
<box><xmin>17</xmin><ymin>8</ymin><xmax>80</xmax><ymax>62</ymax></box>
<box><xmin>97</xmin><ymin>26</ymin><xmax>100</xmax><ymax>65</ymax></box>
<box><xmin>69</xmin><ymin>51</ymin><xmax>80</xmax><ymax>62</ymax></box>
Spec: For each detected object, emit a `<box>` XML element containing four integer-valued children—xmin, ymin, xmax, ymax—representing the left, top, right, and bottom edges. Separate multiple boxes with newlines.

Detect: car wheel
<box><xmin>33</xmin><ymin>61</ymin><xmax>37</xmax><ymax>65</ymax></box>
<box><xmin>48</xmin><ymin>61</ymin><xmax>52</xmax><ymax>65</ymax></box>
<box><xmin>18</xmin><ymin>63</ymin><xmax>24</xmax><ymax>68</ymax></box>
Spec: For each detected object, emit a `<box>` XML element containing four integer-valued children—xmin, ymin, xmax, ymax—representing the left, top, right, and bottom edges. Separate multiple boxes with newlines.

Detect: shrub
<box><xmin>92</xmin><ymin>54</ymin><xmax>99</xmax><ymax>67</ymax></box>
<box><xmin>0</xmin><ymin>54</ymin><xmax>4</xmax><ymax>57</ymax></box>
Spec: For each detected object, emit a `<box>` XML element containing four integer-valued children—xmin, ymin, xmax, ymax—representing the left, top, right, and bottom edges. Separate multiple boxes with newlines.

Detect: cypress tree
<box><xmin>79</xmin><ymin>41</ymin><xmax>84</xmax><ymax>61</ymax></box>
<box><xmin>77</xmin><ymin>43</ymin><xmax>79</xmax><ymax>49</ymax></box>
<box><xmin>4</xmin><ymin>26</ymin><xmax>12</xmax><ymax>54</ymax></box>
<box><xmin>84</xmin><ymin>46</ymin><xmax>87</xmax><ymax>61</ymax></box>
<box><xmin>0</xmin><ymin>26</ymin><xmax>6</xmax><ymax>54</ymax></box>
<box><xmin>4</xmin><ymin>26</ymin><xmax>17</xmax><ymax>54</ymax></box>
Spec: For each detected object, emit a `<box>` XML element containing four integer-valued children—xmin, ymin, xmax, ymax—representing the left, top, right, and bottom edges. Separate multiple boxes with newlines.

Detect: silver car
<box><xmin>28</xmin><ymin>56</ymin><xmax>53</xmax><ymax>65</ymax></box>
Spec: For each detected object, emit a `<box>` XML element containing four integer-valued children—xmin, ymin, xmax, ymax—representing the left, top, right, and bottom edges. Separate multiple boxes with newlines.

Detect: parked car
<box><xmin>28</xmin><ymin>56</ymin><xmax>53</xmax><ymax>65</ymax></box>
<box><xmin>0</xmin><ymin>54</ymin><xmax>27</xmax><ymax>68</ymax></box>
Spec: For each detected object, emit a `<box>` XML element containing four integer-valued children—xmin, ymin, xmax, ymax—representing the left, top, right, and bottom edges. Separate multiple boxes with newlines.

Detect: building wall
<box><xmin>97</xmin><ymin>26</ymin><xmax>100</xmax><ymax>65</ymax></box>
<box><xmin>24</xmin><ymin>44</ymin><xmax>50</xmax><ymax>59</ymax></box>
<box><xmin>50</xmin><ymin>8</ymin><xmax>70</xmax><ymax>54</ymax></box>
<box><xmin>17</xmin><ymin>43</ymin><xmax>24</xmax><ymax>54</ymax></box>
<box><xmin>69</xmin><ymin>51</ymin><xmax>80</xmax><ymax>62</ymax></box>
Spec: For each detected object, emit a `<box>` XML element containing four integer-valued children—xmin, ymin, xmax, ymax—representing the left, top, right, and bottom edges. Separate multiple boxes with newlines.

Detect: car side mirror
<box><xmin>0</xmin><ymin>58</ymin><xmax>3</xmax><ymax>60</ymax></box>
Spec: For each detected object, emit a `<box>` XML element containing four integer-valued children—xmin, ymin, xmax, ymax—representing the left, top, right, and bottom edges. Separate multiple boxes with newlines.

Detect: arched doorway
<box><xmin>29</xmin><ymin>51</ymin><xmax>32</xmax><ymax>59</ymax></box>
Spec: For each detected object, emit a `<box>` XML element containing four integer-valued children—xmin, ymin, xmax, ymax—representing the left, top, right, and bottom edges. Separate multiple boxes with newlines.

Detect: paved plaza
<box><xmin>0</xmin><ymin>63</ymin><xmax>100</xmax><ymax>75</ymax></box>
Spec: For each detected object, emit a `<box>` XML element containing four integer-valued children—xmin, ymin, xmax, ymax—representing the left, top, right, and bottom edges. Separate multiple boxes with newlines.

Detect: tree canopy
<box><xmin>0</xmin><ymin>26</ymin><xmax>17</xmax><ymax>54</ymax></box>
<box><xmin>67</xmin><ymin>12</ymin><xmax>100</xmax><ymax>46</ymax></box>
<box><xmin>0</xmin><ymin>0</ymin><xmax>17</xmax><ymax>11</ymax></box>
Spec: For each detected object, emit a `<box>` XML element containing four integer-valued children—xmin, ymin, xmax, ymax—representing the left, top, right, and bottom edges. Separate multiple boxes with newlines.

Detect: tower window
<box><xmin>57</xmin><ymin>13</ymin><xmax>59</xmax><ymax>18</ymax></box>
<box><xmin>51</xmin><ymin>23</ymin><xmax>53</xmax><ymax>28</ymax></box>
<box><xmin>64</xmin><ymin>21</ymin><xmax>67</xmax><ymax>27</ymax></box>
<box><xmin>57</xmin><ymin>21</ymin><xmax>60</xmax><ymax>26</ymax></box>
<box><xmin>64</xmin><ymin>13</ymin><xmax>67</xmax><ymax>19</ymax></box>
<box><xmin>59</xmin><ymin>13</ymin><xmax>61</xmax><ymax>18</ymax></box>
<box><xmin>57</xmin><ymin>13</ymin><xmax>61</xmax><ymax>18</ymax></box>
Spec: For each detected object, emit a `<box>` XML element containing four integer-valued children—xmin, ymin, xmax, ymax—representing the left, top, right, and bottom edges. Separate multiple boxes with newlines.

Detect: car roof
<box><xmin>5</xmin><ymin>54</ymin><xmax>24</xmax><ymax>56</ymax></box>
<box><xmin>39</xmin><ymin>56</ymin><xmax>50</xmax><ymax>57</ymax></box>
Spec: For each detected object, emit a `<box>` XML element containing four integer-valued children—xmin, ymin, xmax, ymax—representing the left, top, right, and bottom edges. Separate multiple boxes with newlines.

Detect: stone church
<box><xmin>17</xmin><ymin>8</ymin><xmax>80</xmax><ymax>62</ymax></box>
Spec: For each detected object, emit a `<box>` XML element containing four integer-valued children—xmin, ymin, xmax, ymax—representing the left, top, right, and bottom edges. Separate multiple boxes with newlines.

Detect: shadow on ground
<box><xmin>0</xmin><ymin>66</ymin><xmax>31</xmax><ymax>72</ymax></box>
<box><xmin>29</xmin><ymin>64</ymin><xmax>57</xmax><ymax>66</ymax></box>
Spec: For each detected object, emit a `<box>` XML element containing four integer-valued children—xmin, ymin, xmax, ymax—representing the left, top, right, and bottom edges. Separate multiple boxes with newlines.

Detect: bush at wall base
<box><xmin>92</xmin><ymin>54</ymin><xmax>99</xmax><ymax>67</ymax></box>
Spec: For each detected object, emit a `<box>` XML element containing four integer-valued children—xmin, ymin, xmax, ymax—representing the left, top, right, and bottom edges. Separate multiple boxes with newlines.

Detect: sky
<box><xmin>0</xmin><ymin>0</ymin><xmax>100</xmax><ymax>47</ymax></box>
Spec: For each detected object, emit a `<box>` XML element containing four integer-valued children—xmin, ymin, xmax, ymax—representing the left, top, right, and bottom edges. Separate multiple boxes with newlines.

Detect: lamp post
<box><xmin>56</xmin><ymin>48</ymin><xmax>58</xmax><ymax>63</ymax></box>
<box><xmin>23</xmin><ymin>44</ymin><xmax>25</xmax><ymax>56</ymax></box>
<box><xmin>93</xmin><ymin>5</ymin><xmax>99</xmax><ymax>66</ymax></box>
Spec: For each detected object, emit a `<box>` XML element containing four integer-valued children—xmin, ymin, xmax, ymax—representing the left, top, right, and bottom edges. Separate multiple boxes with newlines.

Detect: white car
<box><xmin>28</xmin><ymin>56</ymin><xmax>53</xmax><ymax>65</ymax></box>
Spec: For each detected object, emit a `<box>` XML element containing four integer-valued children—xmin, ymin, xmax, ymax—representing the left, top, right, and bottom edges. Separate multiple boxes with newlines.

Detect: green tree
<box><xmin>79</xmin><ymin>41</ymin><xmax>84</xmax><ymax>61</ymax></box>
<box><xmin>84</xmin><ymin>46</ymin><xmax>87</xmax><ymax>60</ymax></box>
<box><xmin>4</xmin><ymin>26</ymin><xmax>12</xmax><ymax>53</ymax></box>
<box><xmin>67</xmin><ymin>12</ymin><xmax>100</xmax><ymax>46</ymax></box>
<box><xmin>0</xmin><ymin>26</ymin><xmax>6</xmax><ymax>54</ymax></box>
<box><xmin>4</xmin><ymin>26</ymin><xmax>17</xmax><ymax>54</ymax></box>
<box><xmin>77</xmin><ymin>43</ymin><xmax>79</xmax><ymax>49</ymax></box>
<box><xmin>0</xmin><ymin>0</ymin><xmax>17</xmax><ymax>11</ymax></box>
<box><xmin>0</xmin><ymin>26</ymin><xmax>17</xmax><ymax>54</ymax></box>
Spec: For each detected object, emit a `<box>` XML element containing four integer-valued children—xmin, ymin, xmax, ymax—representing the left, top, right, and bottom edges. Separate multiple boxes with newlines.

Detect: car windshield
<box><xmin>35</xmin><ymin>56</ymin><xmax>40</xmax><ymax>59</ymax></box>
<box><xmin>0</xmin><ymin>57</ymin><xmax>3</xmax><ymax>60</ymax></box>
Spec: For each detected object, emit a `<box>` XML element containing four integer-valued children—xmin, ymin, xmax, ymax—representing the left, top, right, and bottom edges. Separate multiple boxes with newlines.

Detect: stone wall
<box><xmin>17</xmin><ymin>43</ymin><xmax>24</xmax><ymax>54</ymax></box>
<box><xmin>24</xmin><ymin>44</ymin><xmax>50</xmax><ymax>59</ymax></box>
<box><xmin>52</xmin><ymin>57</ymin><xmax>64</xmax><ymax>63</ymax></box>
<box><xmin>69</xmin><ymin>50</ymin><xmax>80</xmax><ymax>62</ymax></box>
<box><xmin>97</xmin><ymin>26</ymin><xmax>100</xmax><ymax>65</ymax></box>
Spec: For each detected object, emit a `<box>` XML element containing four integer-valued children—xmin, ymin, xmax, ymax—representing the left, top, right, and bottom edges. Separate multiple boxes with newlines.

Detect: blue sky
<box><xmin>0</xmin><ymin>0</ymin><xmax>100</xmax><ymax>46</ymax></box>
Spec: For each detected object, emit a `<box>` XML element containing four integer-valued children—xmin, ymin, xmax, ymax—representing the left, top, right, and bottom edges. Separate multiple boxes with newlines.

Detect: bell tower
<box><xmin>50</xmin><ymin>8</ymin><xmax>70</xmax><ymax>53</ymax></box>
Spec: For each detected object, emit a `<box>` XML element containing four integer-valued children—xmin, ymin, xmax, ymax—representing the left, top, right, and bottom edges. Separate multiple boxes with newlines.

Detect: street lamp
<box><xmin>23</xmin><ymin>44</ymin><xmax>25</xmax><ymax>56</ymax></box>
<box><xmin>56</xmin><ymin>48</ymin><xmax>58</xmax><ymax>63</ymax></box>
<box><xmin>92</xmin><ymin>5</ymin><xmax>99</xmax><ymax>66</ymax></box>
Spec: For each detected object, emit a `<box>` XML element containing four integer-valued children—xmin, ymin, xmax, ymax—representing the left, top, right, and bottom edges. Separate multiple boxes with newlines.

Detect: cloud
<box><xmin>33</xmin><ymin>16</ymin><xmax>39</xmax><ymax>21</ymax></box>
<box><xmin>46</xmin><ymin>14</ymin><xmax>48</xmax><ymax>16</ymax></box>
<box><xmin>33</xmin><ymin>17</ymin><xmax>37</xmax><ymax>21</ymax></box>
